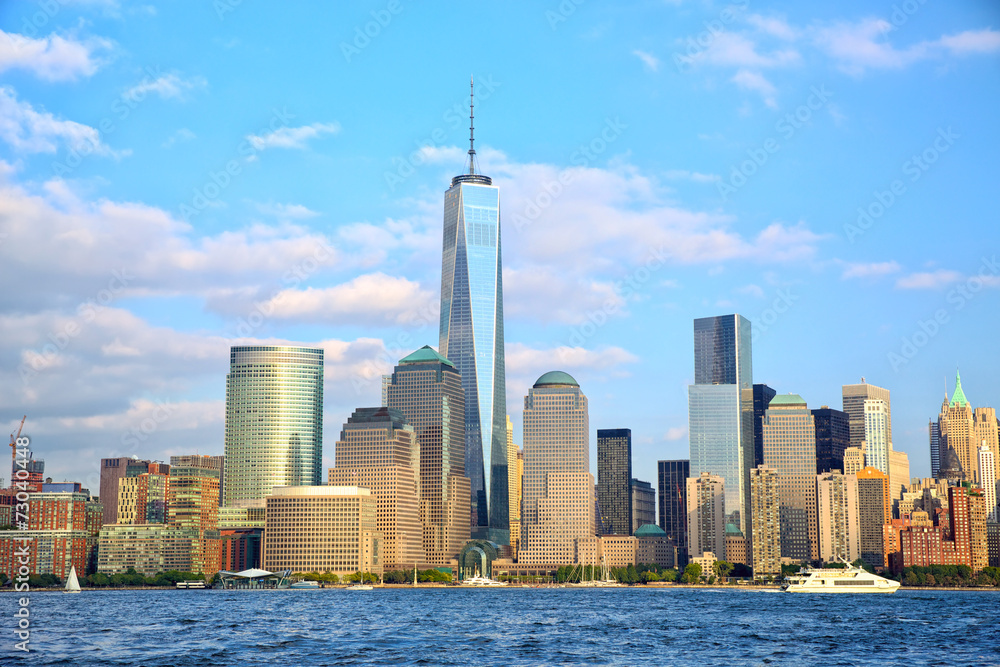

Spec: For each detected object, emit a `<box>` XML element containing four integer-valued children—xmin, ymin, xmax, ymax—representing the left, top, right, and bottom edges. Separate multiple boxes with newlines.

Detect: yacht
<box><xmin>782</xmin><ymin>563</ymin><xmax>900</xmax><ymax>593</ymax></box>
<box><xmin>288</xmin><ymin>580</ymin><xmax>320</xmax><ymax>590</ymax></box>
<box><xmin>460</xmin><ymin>575</ymin><xmax>508</xmax><ymax>587</ymax></box>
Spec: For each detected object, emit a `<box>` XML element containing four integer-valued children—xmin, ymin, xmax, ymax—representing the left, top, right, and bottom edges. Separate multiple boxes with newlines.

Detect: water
<box><xmin>3</xmin><ymin>588</ymin><xmax>999</xmax><ymax>666</ymax></box>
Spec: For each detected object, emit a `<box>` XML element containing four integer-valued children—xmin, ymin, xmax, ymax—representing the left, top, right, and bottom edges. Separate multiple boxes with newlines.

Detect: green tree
<box><xmin>640</xmin><ymin>570</ymin><xmax>661</xmax><ymax>583</ymax></box>
<box><xmin>660</xmin><ymin>568</ymin><xmax>678</xmax><ymax>583</ymax></box>
<box><xmin>682</xmin><ymin>563</ymin><xmax>702</xmax><ymax>584</ymax></box>
<box><xmin>713</xmin><ymin>561</ymin><xmax>734</xmax><ymax>581</ymax></box>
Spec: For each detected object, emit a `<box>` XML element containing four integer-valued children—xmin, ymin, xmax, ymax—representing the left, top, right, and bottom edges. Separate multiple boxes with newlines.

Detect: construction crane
<box><xmin>9</xmin><ymin>415</ymin><xmax>25</xmax><ymax>464</ymax></box>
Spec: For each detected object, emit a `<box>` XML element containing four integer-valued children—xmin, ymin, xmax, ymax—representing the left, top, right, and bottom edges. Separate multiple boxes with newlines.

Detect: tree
<box><xmin>682</xmin><ymin>563</ymin><xmax>702</xmax><ymax>584</ymax></box>
<box><xmin>640</xmin><ymin>570</ymin><xmax>661</xmax><ymax>584</ymax></box>
<box><xmin>659</xmin><ymin>568</ymin><xmax>678</xmax><ymax>583</ymax></box>
<box><xmin>713</xmin><ymin>561</ymin><xmax>734</xmax><ymax>581</ymax></box>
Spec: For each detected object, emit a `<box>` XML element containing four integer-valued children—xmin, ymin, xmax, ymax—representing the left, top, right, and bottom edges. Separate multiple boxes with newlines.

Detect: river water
<box><xmin>3</xmin><ymin>587</ymin><xmax>998</xmax><ymax>665</ymax></box>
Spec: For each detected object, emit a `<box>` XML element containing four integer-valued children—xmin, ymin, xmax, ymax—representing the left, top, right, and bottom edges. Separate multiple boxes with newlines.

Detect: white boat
<box><xmin>460</xmin><ymin>575</ymin><xmax>508</xmax><ymax>587</ymax></box>
<box><xmin>346</xmin><ymin>583</ymin><xmax>374</xmax><ymax>590</ymax></box>
<box><xmin>64</xmin><ymin>566</ymin><xmax>81</xmax><ymax>594</ymax></box>
<box><xmin>176</xmin><ymin>580</ymin><xmax>206</xmax><ymax>589</ymax></box>
<box><xmin>288</xmin><ymin>580</ymin><xmax>320</xmax><ymax>589</ymax></box>
<box><xmin>782</xmin><ymin>563</ymin><xmax>900</xmax><ymax>593</ymax></box>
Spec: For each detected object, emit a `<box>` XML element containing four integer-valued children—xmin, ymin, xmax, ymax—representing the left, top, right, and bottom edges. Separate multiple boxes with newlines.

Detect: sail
<box><xmin>65</xmin><ymin>566</ymin><xmax>81</xmax><ymax>592</ymax></box>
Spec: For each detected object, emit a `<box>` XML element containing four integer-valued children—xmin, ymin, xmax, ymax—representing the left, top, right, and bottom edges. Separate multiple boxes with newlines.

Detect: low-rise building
<box><xmin>635</xmin><ymin>524</ymin><xmax>673</xmax><ymax>567</ymax></box>
<box><xmin>97</xmin><ymin>524</ymin><xmax>201</xmax><ymax>576</ymax></box>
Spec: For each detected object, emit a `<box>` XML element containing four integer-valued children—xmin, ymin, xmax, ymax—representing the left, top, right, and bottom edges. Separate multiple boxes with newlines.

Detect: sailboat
<box><xmin>64</xmin><ymin>566</ymin><xmax>82</xmax><ymax>594</ymax></box>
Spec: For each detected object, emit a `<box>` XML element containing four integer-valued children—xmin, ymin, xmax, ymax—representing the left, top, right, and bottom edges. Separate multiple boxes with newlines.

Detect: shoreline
<box><xmin>7</xmin><ymin>584</ymin><xmax>1000</xmax><ymax>592</ymax></box>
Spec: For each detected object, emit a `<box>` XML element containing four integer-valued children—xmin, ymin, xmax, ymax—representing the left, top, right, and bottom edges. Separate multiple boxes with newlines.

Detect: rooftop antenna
<box><xmin>467</xmin><ymin>75</ymin><xmax>477</xmax><ymax>175</ymax></box>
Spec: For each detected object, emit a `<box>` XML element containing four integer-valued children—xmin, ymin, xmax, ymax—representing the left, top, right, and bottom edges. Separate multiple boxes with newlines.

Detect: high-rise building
<box><xmin>170</xmin><ymin>455</ymin><xmax>224</xmax><ymax>505</ymax></box>
<box><xmin>512</xmin><ymin>447</ymin><xmax>524</xmax><ymax>558</ymax></box>
<box><xmin>506</xmin><ymin>415</ymin><xmax>520</xmax><ymax>555</ymax></box>
<box><xmin>936</xmin><ymin>372</ymin><xmax>998</xmax><ymax>484</ymax></box>
<box><xmin>857</xmin><ymin>467</ymin><xmax>891</xmax><ymax>569</ymax></box>
<box><xmin>100</xmin><ymin>458</ymin><xmax>153</xmax><ymax>526</ymax></box>
<box><xmin>437</xmin><ymin>88</ymin><xmax>507</xmax><ymax>541</ymax></box>
<box><xmin>328</xmin><ymin>407</ymin><xmax>424</xmax><ymax>568</ymax></box>
<box><xmin>0</xmin><ymin>491</ymin><xmax>102</xmax><ymax>580</ymax></box>
<box><xmin>752</xmin><ymin>384</ymin><xmax>776</xmax><ymax>467</ymax></box>
<box><xmin>816</xmin><ymin>471</ymin><xmax>860</xmax><ymax>564</ymax></box>
<box><xmin>863</xmin><ymin>399</ymin><xmax>890</xmax><ymax>475</ymax></box>
<box><xmin>116</xmin><ymin>472</ymin><xmax>167</xmax><ymax>525</ymax></box>
<box><xmin>631</xmin><ymin>478</ymin><xmax>655</xmax><ymax>534</ymax></box>
<box><xmin>887</xmin><ymin>448</ymin><xmax>910</xmax><ymax>511</ymax></box>
<box><xmin>386</xmin><ymin>346</ymin><xmax>471</xmax><ymax>564</ymax></box>
<box><xmin>262</xmin><ymin>486</ymin><xmax>381</xmax><ymax>577</ymax></box>
<box><xmin>978</xmin><ymin>444</ymin><xmax>997</xmax><ymax>523</ymax></box>
<box><xmin>168</xmin><ymin>460</ymin><xmax>221</xmax><ymax>577</ymax></box>
<box><xmin>762</xmin><ymin>394</ymin><xmax>818</xmax><ymax>562</ymax></box>
<box><xmin>843</xmin><ymin>447</ymin><xmax>864</xmax><ymax>476</ymax></box>
<box><xmin>969</xmin><ymin>487</ymin><xmax>988</xmax><ymax>572</ymax></box>
<box><xmin>597</xmin><ymin>429</ymin><xmax>632</xmax><ymax>535</ymax></box>
<box><xmin>973</xmin><ymin>407</ymin><xmax>999</xmax><ymax>482</ymax></box>
<box><xmin>657</xmin><ymin>460</ymin><xmax>689</xmax><ymax>563</ymax></box>
<box><xmin>223</xmin><ymin>346</ymin><xmax>323</xmax><ymax>506</ymax></box>
<box><xmin>750</xmin><ymin>466</ymin><xmax>780</xmax><ymax>575</ymax></box>
<box><xmin>688</xmin><ymin>314</ymin><xmax>754</xmax><ymax>546</ymax></box>
<box><xmin>843</xmin><ymin>380</ymin><xmax>892</xmax><ymax>450</ymax></box>
<box><xmin>519</xmin><ymin>372</ymin><xmax>594</xmax><ymax>565</ymax></box>
<box><xmin>812</xmin><ymin>406</ymin><xmax>850</xmax><ymax>474</ymax></box>
<box><xmin>929</xmin><ymin>420</ymin><xmax>942</xmax><ymax>478</ymax></box>
<box><xmin>686</xmin><ymin>472</ymin><xmax>726</xmax><ymax>561</ymax></box>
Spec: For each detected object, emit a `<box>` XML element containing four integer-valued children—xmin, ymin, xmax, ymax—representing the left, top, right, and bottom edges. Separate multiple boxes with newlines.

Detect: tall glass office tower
<box><xmin>688</xmin><ymin>314</ymin><xmax>754</xmax><ymax>545</ymax></box>
<box><xmin>438</xmin><ymin>81</ymin><xmax>508</xmax><ymax>542</ymax></box>
<box><xmin>223</xmin><ymin>346</ymin><xmax>324</xmax><ymax>506</ymax></box>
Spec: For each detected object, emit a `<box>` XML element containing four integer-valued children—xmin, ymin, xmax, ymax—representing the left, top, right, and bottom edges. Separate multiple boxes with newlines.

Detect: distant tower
<box><xmin>863</xmin><ymin>399</ymin><xmax>890</xmax><ymax>475</ymax></box>
<box><xmin>752</xmin><ymin>384</ymin><xmax>776</xmax><ymax>467</ymax></box>
<box><xmin>223</xmin><ymin>346</ymin><xmax>324</xmax><ymax>506</ymax></box>
<box><xmin>978</xmin><ymin>444</ymin><xmax>997</xmax><ymax>523</ymax></box>
<box><xmin>438</xmin><ymin>78</ymin><xmax>508</xmax><ymax>542</ymax></box>
<box><xmin>929</xmin><ymin>419</ymin><xmax>942</xmax><ymax>478</ymax></box>
<box><xmin>519</xmin><ymin>372</ymin><xmax>594</xmax><ymax>565</ymax></box>
<box><xmin>816</xmin><ymin>470</ymin><xmax>860</xmax><ymax>564</ymax></box>
<box><xmin>597</xmin><ymin>429</ymin><xmax>632</xmax><ymax>535</ymax></box>
<box><xmin>750</xmin><ymin>466</ymin><xmax>781</xmax><ymax>575</ymax></box>
<box><xmin>842</xmin><ymin>380</ymin><xmax>892</xmax><ymax>450</ymax></box>
<box><xmin>856</xmin><ymin>467</ymin><xmax>890</xmax><ymax>569</ymax></box>
<box><xmin>657</xmin><ymin>460</ymin><xmax>690</xmax><ymax>564</ymax></box>
<box><xmin>687</xmin><ymin>472</ymin><xmax>726</xmax><ymax>561</ymax></box>
<box><xmin>812</xmin><ymin>406</ymin><xmax>850</xmax><ymax>474</ymax></box>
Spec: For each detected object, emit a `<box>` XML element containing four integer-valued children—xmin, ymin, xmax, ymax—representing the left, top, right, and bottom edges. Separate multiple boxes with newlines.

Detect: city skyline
<box><xmin>2</xmin><ymin>2</ymin><xmax>999</xmax><ymax>495</ymax></box>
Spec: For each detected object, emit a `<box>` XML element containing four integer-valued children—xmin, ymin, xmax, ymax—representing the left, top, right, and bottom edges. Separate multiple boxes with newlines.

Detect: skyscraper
<box><xmin>856</xmin><ymin>466</ymin><xmax>890</xmax><ymax>569</ymax></box>
<box><xmin>223</xmin><ymin>346</ymin><xmax>324</xmax><ymax>506</ymax></box>
<box><xmin>762</xmin><ymin>394</ymin><xmax>818</xmax><ymax>561</ymax></box>
<box><xmin>631</xmin><ymin>478</ymin><xmax>655</xmax><ymax>534</ymax></box>
<box><xmin>688</xmin><ymin>314</ymin><xmax>754</xmax><ymax>546</ymax></box>
<box><xmin>386</xmin><ymin>346</ymin><xmax>471</xmax><ymax>564</ymax></box>
<box><xmin>597</xmin><ymin>429</ymin><xmax>632</xmax><ymax>535</ymax></box>
<box><xmin>100</xmin><ymin>458</ymin><xmax>154</xmax><ymax>526</ymax></box>
<box><xmin>750</xmin><ymin>466</ymin><xmax>780</xmax><ymax>575</ymax></box>
<box><xmin>686</xmin><ymin>472</ymin><xmax>726</xmax><ymax>561</ymax></box>
<box><xmin>171</xmin><ymin>455</ymin><xmax>224</xmax><ymax>505</ymax></box>
<box><xmin>929</xmin><ymin>419</ymin><xmax>942</xmax><ymax>478</ymax></box>
<box><xmin>752</xmin><ymin>384</ymin><xmax>776</xmax><ymax>467</ymax></box>
<box><xmin>978</xmin><ymin>444</ymin><xmax>997</xmax><ymax>522</ymax></box>
<box><xmin>506</xmin><ymin>415</ymin><xmax>522</xmax><ymax>557</ymax></box>
<box><xmin>328</xmin><ymin>407</ymin><xmax>424</xmax><ymax>568</ymax></box>
<box><xmin>816</xmin><ymin>470</ymin><xmax>860</xmax><ymax>564</ymax></box>
<box><xmin>657</xmin><ymin>460</ymin><xmax>689</xmax><ymax>563</ymax></box>
<box><xmin>842</xmin><ymin>380</ymin><xmax>891</xmax><ymax>450</ymax></box>
<box><xmin>863</xmin><ymin>399</ymin><xmax>890</xmax><ymax>475</ymax></box>
<box><xmin>519</xmin><ymin>371</ymin><xmax>594</xmax><ymax>565</ymax></box>
<box><xmin>438</xmin><ymin>82</ymin><xmax>507</xmax><ymax>541</ymax></box>
<box><xmin>168</xmin><ymin>459</ymin><xmax>222</xmax><ymax>577</ymax></box>
<box><xmin>812</xmin><ymin>406</ymin><xmax>850</xmax><ymax>474</ymax></box>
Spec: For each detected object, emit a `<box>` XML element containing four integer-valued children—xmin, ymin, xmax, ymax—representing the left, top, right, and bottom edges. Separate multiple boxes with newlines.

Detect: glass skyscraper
<box><xmin>223</xmin><ymin>346</ymin><xmax>324</xmax><ymax>506</ymax></box>
<box><xmin>597</xmin><ymin>429</ymin><xmax>632</xmax><ymax>535</ymax></box>
<box><xmin>688</xmin><ymin>314</ymin><xmax>754</xmax><ymax>544</ymax></box>
<box><xmin>438</xmin><ymin>96</ymin><xmax>508</xmax><ymax>542</ymax></box>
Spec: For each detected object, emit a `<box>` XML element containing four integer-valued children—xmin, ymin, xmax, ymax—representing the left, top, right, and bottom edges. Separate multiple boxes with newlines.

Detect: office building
<box><xmin>519</xmin><ymin>372</ymin><xmax>595</xmax><ymax>565</ymax></box>
<box><xmin>116</xmin><ymin>472</ymin><xmax>167</xmax><ymax>525</ymax></box>
<box><xmin>687</xmin><ymin>472</ymin><xmax>726</xmax><ymax>561</ymax></box>
<box><xmin>635</xmin><ymin>524</ymin><xmax>674</xmax><ymax>567</ymax></box>
<box><xmin>929</xmin><ymin>420</ymin><xmax>941</xmax><ymax>478</ymax></box>
<box><xmin>328</xmin><ymin>407</ymin><xmax>424</xmax><ymax>568</ymax></box>
<box><xmin>752</xmin><ymin>384</ymin><xmax>776</xmax><ymax>467</ymax></box>
<box><xmin>688</xmin><ymin>314</ymin><xmax>754</xmax><ymax>546</ymax></box>
<box><xmin>223</xmin><ymin>346</ymin><xmax>324</xmax><ymax>505</ymax></box>
<box><xmin>812</xmin><ymin>406</ymin><xmax>850</xmax><ymax>474</ymax></box>
<box><xmin>979</xmin><ymin>444</ymin><xmax>997</xmax><ymax>522</ymax></box>
<box><xmin>843</xmin><ymin>447</ymin><xmax>864</xmax><ymax>476</ymax></box>
<box><xmin>816</xmin><ymin>471</ymin><xmax>860</xmax><ymax>564</ymax></box>
<box><xmin>843</xmin><ymin>381</ymin><xmax>892</xmax><ymax>450</ymax></box>
<box><xmin>170</xmin><ymin>455</ymin><xmax>224</xmax><ymax>504</ymax></box>
<box><xmin>863</xmin><ymin>399</ymin><xmax>891</xmax><ymax>475</ymax></box>
<box><xmin>887</xmin><ymin>448</ymin><xmax>910</xmax><ymax>512</ymax></box>
<box><xmin>97</xmin><ymin>524</ymin><xmax>201</xmax><ymax>576</ymax></box>
<box><xmin>386</xmin><ymin>346</ymin><xmax>471</xmax><ymax>564</ymax></box>
<box><xmin>597</xmin><ymin>429</ymin><xmax>632</xmax><ymax>535</ymax></box>
<box><xmin>506</xmin><ymin>415</ymin><xmax>521</xmax><ymax>556</ymax></box>
<box><xmin>167</xmin><ymin>460</ymin><xmax>221</xmax><ymax>577</ymax></box>
<box><xmin>857</xmin><ymin>467</ymin><xmax>891</xmax><ymax>569</ymax></box>
<box><xmin>0</xmin><ymin>491</ymin><xmax>102</xmax><ymax>580</ymax></box>
<box><xmin>658</xmin><ymin>460</ymin><xmax>689</xmax><ymax>563</ymax></box>
<box><xmin>631</xmin><ymin>478</ymin><xmax>655</xmax><ymax>534</ymax></box>
<box><xmin>512</xmin><ymin>447</ymin><xmax>524</xmax><ymax>558</ymax></box>
<box><xmin>750</xmin><ymin>466</ymin><xmax>780</xmax><ymax>575</ymax></box>
<box><xmin>219</xmin><ymin>527</ymin><xmax>262</xmax><ymax>572</ymax></box>
<box><xmin>762</xmin><ymin>394</ymin><xmax>818</xmax><ymax>561</ymax></box>
<box><xmin>262</xmin><ymin>486</ymin><xmax>381</xmax><ymax>577</ymax></box>
<box><xmin>437</xmin><ymin>97</ymin><xmax>508</xmax><ymax>541</ymax></box>
<box><xmin>100</xmin><ymin>458</ymin><xmax>154</xmax><ymax>526</ymax></box>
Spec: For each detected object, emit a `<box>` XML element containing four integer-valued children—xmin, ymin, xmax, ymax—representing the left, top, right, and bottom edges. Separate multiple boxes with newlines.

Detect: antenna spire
<box><xmin>468</xmin><ymin>75</ymin><xmax>476</xmax><ymax>175</ymax></box>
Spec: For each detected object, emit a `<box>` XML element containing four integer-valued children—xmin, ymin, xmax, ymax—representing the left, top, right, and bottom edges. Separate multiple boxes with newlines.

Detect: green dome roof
<box><xmin>634</xmin><ymin>524</ymin><xmax>666</xmax><ymax>537</ymax></box>
<box><xmin>398</xmin><ymin>345</ymin><xmax>455</xmax><ymax>368</ymax></box>
<box><xmin>533</xmin><ymin>370</ymin><xmax>579</xmax><ymax>388</ymax></box>
<box><xmin>768</xmin><ymin>393</ymin><xmax>806</xmax><ymax>406</ymax></box>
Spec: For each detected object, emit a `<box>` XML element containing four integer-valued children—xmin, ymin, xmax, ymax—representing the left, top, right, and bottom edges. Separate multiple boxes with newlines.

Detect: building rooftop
<box><xmin>950</xmin><ymin>370</ymin><xmax>969</xmax><ymax>407</ymax></box>
<box><xmin>768</xmin><ymin>393</ymin><xmax>806</xmax><ymax>407</ymax></box>
<box><xmin>634</xmin><ymin>524</ymin><xmax>666</xmax><ymax>537</ymax></box>
<box><xmin>533</xmin><ymin>370</ymin><xmax>579</xmax><ymax>388</ymax></box>
<box><xmin>398</xmin><ymin>345</ymin><xmax>455</xmax><ymax>368</ymax></box>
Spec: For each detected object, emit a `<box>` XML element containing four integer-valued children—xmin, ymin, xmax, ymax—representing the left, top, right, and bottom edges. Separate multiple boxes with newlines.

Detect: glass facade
<box><xmin>688</xmin><ymin>314</ymin><xmax>753</xmax><ymax>544</ymax></box>
<box><xmin>657</xmin><ymin>459</ymin><xmax>689</xmax><ymax>562</ymax></box>
<box><xmin>439</xmin><ymin>175</ymin><xmax>508</xmax><ymax>540</ymax></box>
<box><xmin>223</xmin><ymin>346</ymin><xmax>324</xmax><ymax>506</ymax></box>
<box><xmin>597</xmin><ymin>429</ymin><xmax>632</xmax><ymax>535</ymax></box>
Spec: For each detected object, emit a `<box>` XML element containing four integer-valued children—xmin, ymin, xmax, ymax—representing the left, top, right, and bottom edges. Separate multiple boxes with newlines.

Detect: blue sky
<box><xmin>1</xmin><ymin>1</ymin><xmax>998</xmax><ymax>496</ymax></box>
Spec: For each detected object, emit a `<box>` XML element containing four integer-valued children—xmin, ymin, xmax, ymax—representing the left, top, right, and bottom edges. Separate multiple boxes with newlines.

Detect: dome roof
<box><xmin>533</xmin><ymin>370</ymin><xmax>579</xmax><ymax>388</ymax></box>
<box><xmin>398</xmin><ymin>345</ymin><xmax>455</xmax><ymax>368</ymax></box>
<box><xmin>943</xmin><ymin>446</ymin><xmax>963</xmax><ymax>471</ymax></box>
<box><xmin>634</xmin><ymin>523</ymin><xmax>666</xmax><ymax>537</ymax></box>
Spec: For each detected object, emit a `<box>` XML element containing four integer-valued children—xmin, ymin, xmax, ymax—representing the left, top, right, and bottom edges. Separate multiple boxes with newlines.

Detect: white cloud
<box><xmin>161</xmin><ymin>128</ymin><xmax>196</xmax><ymax>148</ymax></box>
<box><xmin>664</xmin><ymin>169</ymin><xmax>720</xmax><ymax>183</ymax></box>
<box><xmin>247</xmin><ymin>122</ymin><xmax>340</xmax><ymax>150</ymax></box>
<box><xmin>632</xmin><ymin>49</ymin><xmax>660</xmax><ymax>71</ymax></box>
<box><xmin>124</xmin><ymin>72</ymin><xmax>206</xmax><ymax>101</ymax></box>
<box><xmin>746</xmin><ymin>15</ymin><xmax>799</xmax><ymax>41</ymax></box>
<box><xmin>940</xmin><ymin>28</ymin><xmax>1000</xmax><ymax>55</ymax></box>
<box><xmin>0</xmin><ymin>87</ymin><xmax>125</xmax><ymax>157</ymax></box>
<box><xmin>692</xmin><ymin>32</ymin><xmax>801</xmax><ymax>68</ymax></box>
<box><xmin>895</xmin><ymin>269</ymin><xmax>962</xmax><ymax>289</ymax></box>
<box><xmin>736</xmin><ymin>284</ymin><xmax>765</xmax><ymax>298</ymax></box>
<box><xmin>664</xmin><ymin>426</ymin><xmax>687</xmax><ymax>441</ymax></box>
<box><xmin>730</xmin><ymin>69</ymin><xmax>778</xmax><ymax>108</ymax></box>
<box><xmin>505</xmin><ymin>343</ymin><xmax>639</xmax><ymax>398</ymax></box>
<box><xmin>0</xmin><ymin>29</ymin><xmax>111</xmax><ymax>81</ymax></box>
<box><xmin>841</xmin><ymin>260</ymin><xmax>901</xmax><ymax>279</ymax></box>
<box><xmin>254</xmin><ymin>202</ymin><xmax>320</xmax><ymax>219</ymax></box>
